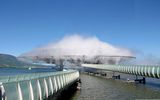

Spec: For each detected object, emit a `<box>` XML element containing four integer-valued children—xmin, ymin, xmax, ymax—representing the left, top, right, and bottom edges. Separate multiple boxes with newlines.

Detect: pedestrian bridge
<box><xmin>0</xmin><ymin>70</ymin><xmax>79</xmax><ymax>100</ymax></box>
<box><xmin>82</xmin><ymin>64</ymin><xmax>160</xmax><ymax>78</ymax></box>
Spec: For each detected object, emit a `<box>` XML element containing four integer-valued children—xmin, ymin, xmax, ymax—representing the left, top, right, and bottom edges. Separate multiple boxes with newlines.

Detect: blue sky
<box><xmin>0</xmin><ymin>0</ymin><xmax>160</xmax><ymax>57</ymax></box>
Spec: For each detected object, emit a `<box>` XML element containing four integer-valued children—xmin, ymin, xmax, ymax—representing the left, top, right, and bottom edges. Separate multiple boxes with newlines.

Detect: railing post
<box><xmin>0</xmin><ymin>82</ymin><xmax>6</xmax><ymax>100</ymax></box>
<box><xmin>29</xmin><ymin>81</ymin><xmax>34</xmax><ymax>100</ymax></box>
<box><xmin>17</xmin><ymin>83</ymin><xmax>23</xmax><ymax>100</ymax></box>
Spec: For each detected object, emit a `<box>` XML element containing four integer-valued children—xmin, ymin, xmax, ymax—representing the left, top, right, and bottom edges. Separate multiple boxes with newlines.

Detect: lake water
<box><xmin>0</xmin><ymin>67</ymin><xmax>57</xmax><ymax>76</ymax></box>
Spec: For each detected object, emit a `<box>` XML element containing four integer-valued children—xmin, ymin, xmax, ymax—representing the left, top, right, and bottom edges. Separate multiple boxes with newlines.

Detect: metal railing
<box><xmin>82</xmin><ymin>64</ymin><xmax>160</xmax><ymax>78</ymax></box>
<box><xmin>0</xmin><ymin>70</ymin><xmax>79</xmax><ymax>100</ymax></box>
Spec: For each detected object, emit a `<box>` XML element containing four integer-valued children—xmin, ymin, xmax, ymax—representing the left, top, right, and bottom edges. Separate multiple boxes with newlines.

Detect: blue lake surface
<box><xmin>0</xmin><ymin>67</ymin><xmax>57</xmax><ymax>76</ymax></box>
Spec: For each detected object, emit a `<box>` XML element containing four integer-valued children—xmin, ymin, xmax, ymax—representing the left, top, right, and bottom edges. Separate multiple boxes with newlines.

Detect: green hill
<box><xmin>0</xmin><ymin>54</ymin><xmax>27</xmax><ymax>67</ymax></box>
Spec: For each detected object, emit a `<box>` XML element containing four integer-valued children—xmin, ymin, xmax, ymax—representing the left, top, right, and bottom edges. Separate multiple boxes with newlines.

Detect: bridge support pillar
<box><xmin>112</xmin><ymin>75</ymin><xmax>120</xmax><ymax>79</ymax></box>
<box><xmin>112</xmin><ymin>72</ymin><xmax>120</xmax><ymax>79</ymax></box>
<box><xmin>100</xmin><ymin>73</ymin><xmax>107</xmax><ymax>77</ymax></box>
<box><xmin>135</xmin><ymin>76</ymin><xmax>146</xmax><ymax>84</ymax></box>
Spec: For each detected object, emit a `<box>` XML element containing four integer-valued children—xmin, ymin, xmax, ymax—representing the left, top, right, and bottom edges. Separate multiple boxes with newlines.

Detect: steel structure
<box><xmin>82</xmin><ymin>64</ymin><xmax>160</xmax><ymax>78</ymax></box>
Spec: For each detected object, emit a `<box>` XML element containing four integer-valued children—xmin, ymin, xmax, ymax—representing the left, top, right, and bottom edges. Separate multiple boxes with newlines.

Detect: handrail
<box><xmin>0</xmin><ymin>70</ymin><xmax>78</xmax><ymax>83</ymax></box>
<box><xmin>0</xmin><ymin>70</ymin><xmax>79</xmax><ymax>100</ymax></box>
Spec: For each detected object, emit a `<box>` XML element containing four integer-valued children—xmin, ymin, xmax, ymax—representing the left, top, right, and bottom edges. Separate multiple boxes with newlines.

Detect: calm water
<box><xmin>71</xmin><ymin>74</ymin><xmax>160</xmax><ymax>100</ymax></box>
<box><xmin>0</xmin><ymin>67</ymin><xmax>57</xmax><ymax>76</ymax></box>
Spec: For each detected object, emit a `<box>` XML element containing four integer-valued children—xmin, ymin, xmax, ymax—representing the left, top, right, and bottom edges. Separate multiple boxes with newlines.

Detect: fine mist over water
<box><xmin>21</xmin><ymin>34</ymin><xmax>134</xmax><ymax>64</ymax></box>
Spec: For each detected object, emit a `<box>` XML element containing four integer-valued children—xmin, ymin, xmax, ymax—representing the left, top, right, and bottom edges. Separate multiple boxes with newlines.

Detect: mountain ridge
<box><xmin>0</xmin><ymin>54</ymin><xmax>31</xmax><ymax>68</ymax></box>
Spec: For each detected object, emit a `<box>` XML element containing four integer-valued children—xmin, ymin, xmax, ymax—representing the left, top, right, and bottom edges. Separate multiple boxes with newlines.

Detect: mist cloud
<box><xmin>21</xmin><ymin>35</ymin><xmax>133</xmax><ymax>59</ymax></box>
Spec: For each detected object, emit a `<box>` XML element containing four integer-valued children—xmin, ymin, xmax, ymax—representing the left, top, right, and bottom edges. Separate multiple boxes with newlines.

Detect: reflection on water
<box><xmin>71</xmin><ymin>74</ymin><xmax>160</xmax><ymax>100</ymax></box>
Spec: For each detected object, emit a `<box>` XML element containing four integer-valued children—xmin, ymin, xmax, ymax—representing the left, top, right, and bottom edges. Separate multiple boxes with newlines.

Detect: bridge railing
<box><xmin>82</xmin><ymin>64</ymin><xmax>160</xmax><ymax>78</ymax></box>
<box><xmin>0</xmin><ymin>70</ymin><xmax>79</xmax><ymax>100</ymax></box>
